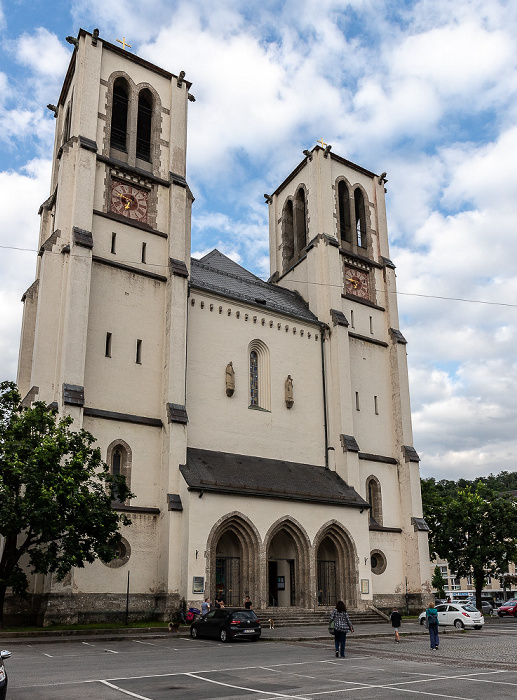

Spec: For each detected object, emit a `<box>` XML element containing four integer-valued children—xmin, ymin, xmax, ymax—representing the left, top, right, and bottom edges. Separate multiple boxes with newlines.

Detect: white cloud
<box><xmin>1</xmin><ymin>0</ymin><xmax>517</xmax><ymax>480</ymax></box>
<box><xmin>0</xmin><ymin>158</ymin><xmax>52</xmax><ymax>380</ymax></box>
<box><xmin>14</xmin><ymin>27</ymin><xmax>71</xmax><ymax>78</ymax></box>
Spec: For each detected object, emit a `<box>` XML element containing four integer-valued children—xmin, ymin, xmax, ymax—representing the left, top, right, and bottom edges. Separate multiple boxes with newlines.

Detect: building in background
<box><xmin>12</xmin><ymin>28</ymin><xmax>430</xmax><ymax>625</ymax></box>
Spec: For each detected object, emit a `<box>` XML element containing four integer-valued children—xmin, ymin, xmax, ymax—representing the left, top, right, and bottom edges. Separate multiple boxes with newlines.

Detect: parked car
<box><xmin>0</xmin><ymin>650</ymin><xmax>11</xmax><ymax>700</ymax></box>
<box><xmin>497</xmin><ymin>599</ymin><xmax>517</xmax><ymax>617</ymax></box>
<box><xmin>464</xmin><ymin>598</ymin><xmax>493</xmax><ymax>616</ymax></box>
<box><xmin>418</xmin><ymin>603</ymin><xmax>484</xmax><ymax>629</ymax></box>
<box><xmin>190</xmin><ymin>608</ymin><xmax>261</xmax><ymax>642</ymax></box>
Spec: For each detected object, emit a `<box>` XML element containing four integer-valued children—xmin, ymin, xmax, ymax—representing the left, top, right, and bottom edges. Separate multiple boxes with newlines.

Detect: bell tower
<box><xmin>268</xmin><ymin>145</ymin><xmax>430</xmax><ymax>603</ymax></box>
<box><xmin>17</xmin><ymin>28</ymin><xmax>195</xmax><ymax>621</ymax></box>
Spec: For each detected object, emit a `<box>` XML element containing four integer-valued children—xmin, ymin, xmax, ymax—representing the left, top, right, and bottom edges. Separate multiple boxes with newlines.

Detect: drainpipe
<box><xmin>320</xmin><ymin>324</ymin><xmax>330</xmax><ymax>469</ymax></box>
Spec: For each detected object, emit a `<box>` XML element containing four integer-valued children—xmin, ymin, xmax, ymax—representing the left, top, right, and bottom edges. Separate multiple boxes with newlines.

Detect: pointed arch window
<box><xmin>136</xmin><ymin>88</ymin><xmax>153</xmax><ymax>161</ymax></box>
<box><xmin>282</xmin><ymin>199</ymin><xmax>294</xmax><ymax>267</ymax></box>
<box><xmin>354</xmin><ymin>188</ymin><xmax>367</xmax><ymax>248</ymax></box>
<box><xmin>366</xmin><ymin>475</ymin><xmax>383</xmax><ymax>526</ymax></box>
<box><xmin>110</xmin><ymin>78</ymin><xmax>129</xmax><ymax>152</ymax></box>
<box><xmin>294</xmin><ymin>187</ymin><xmax>307</xmax><ymax>255</ymax></box>
<box><xmin>248</xmin><ymin>339</ymin><xmax>271</xmax><ymax>411</ymax></box>
<box><xmin>338</xmin><ymin>180</ymin><xmax>351</xmax><ymax>243</ymax></box>
<box><xmin>250</xmin><ymin>350</ymin><xmax>259</xmax><ymax>406</ymax></box>
<box><xmin>107</xmin><ymin>440</ymin><xmax>132</xmax><ymax>505</ymax></box>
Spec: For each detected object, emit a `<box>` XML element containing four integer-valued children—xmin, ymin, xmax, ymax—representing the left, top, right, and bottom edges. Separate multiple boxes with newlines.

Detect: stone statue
<box><xmin>285</xmin><ymin>375</ymin><xmax>294</xmax><ymax>408</ymax></box>
<box><xmin>225</xmin><ymin>362</ymin><xmax>235</xmax><ymax>397</ymax></box>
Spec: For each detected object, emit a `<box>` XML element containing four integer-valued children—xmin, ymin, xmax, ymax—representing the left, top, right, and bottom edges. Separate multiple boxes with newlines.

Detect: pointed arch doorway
<box><xmin>206</xmin><ymin>513</ymin><xmax>261</xmax><ymax>608</ymax></box>
<box><xmin>315</xmin><ymin>522</ymin><xmax>358</xmax><ymax>609</ymax></box>
<box><xmin>265</xmin><ymin>519</ymin><xmax>310</xmax><ymax>608</ymax></box>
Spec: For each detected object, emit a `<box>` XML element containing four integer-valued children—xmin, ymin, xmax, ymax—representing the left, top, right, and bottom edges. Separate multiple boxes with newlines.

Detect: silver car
<box><xmin>0</xmin><ymin>650</ymin><xmax>11</xmax><ymax>700</ymax></box>
<box><xmin>419</xmin><ymin>603</ymin><xmax>484</xmax><ymax>629</ymax></box>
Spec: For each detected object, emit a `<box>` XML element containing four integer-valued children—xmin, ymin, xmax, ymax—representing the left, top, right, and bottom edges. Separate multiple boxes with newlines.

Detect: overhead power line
<box><xmin>1</xmin><ymin>243</ymin><xmax>516</xmax><ymax>308</ymax></box>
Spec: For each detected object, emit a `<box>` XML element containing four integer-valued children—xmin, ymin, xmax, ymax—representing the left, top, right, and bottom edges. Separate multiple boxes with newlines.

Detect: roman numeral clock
<box><xmin>344</xmin><ymin>265</ymin><xmax>370</xmax><ymax>300</ymax></box>
<box><xmin>110</xmin><ymin>179</ymin><xmax>149</xmax><ymax>223</ymax></box>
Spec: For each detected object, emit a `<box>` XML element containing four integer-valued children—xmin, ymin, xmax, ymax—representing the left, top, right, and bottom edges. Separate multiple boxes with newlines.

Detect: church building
<box><xmin>15</xmin><ymin>28</ymin><xmax>431</xmax><ymax>624</ymax></box>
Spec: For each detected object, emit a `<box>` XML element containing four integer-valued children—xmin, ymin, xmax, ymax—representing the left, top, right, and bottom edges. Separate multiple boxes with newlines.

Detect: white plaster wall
<box><xmin>349</xmin><ymin>338</ymin><xmax>393</xmax><ymax>455</ymax></box>
<box><xmin>74</xmin><ymin>512</ymin><xmax>160</xmax><ymax>593</ymax></box>
<box><xmin>83</xmin><ymin>264</ymin><xmax>165</xmax><ymax>417</ymax></box>
<box><xmin>186</xmin><ymin>291</ymin><xmax>325</xmax><ymax>465</ymax></box>
<box><xmin>368</xmin><ymin>531</ymin><xmax>404</xmax><ymax>595</ymax></box>
<box><xmin>359</xmin><ymin>460</ymin><xmax>402</xmax><ymax>529</ymax></box>
<box><xmin>83</xmin><ymin>416</ymin><xmax>163</xmax><ymax>508</ymax></box>
<box><xmin>91</xmin><ymin>210</ymin><xmax>168</xmax><ymax>272</ymax></box>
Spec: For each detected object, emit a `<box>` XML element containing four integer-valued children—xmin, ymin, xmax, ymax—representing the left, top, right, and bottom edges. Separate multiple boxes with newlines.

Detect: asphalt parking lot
<box><xmin>5</xmin><ymin>620</ymin><xmax>517</xmax><ymax>699</ymax></box>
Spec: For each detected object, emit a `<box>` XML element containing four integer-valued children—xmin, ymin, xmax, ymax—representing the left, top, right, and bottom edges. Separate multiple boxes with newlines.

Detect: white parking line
<box><xmin>99</xmin><ymin>680</ymin><xmax>153</xmax><ymax>699</ymax></box>
<box><xmin>187</xmin><ymin>671</ymin><xmax>311</xmax><ymax>699</ymax></box>
<box><xmin>260</xmin><ymin>666</ymin><xmax>316</xmax><ymax>679</ymax></box>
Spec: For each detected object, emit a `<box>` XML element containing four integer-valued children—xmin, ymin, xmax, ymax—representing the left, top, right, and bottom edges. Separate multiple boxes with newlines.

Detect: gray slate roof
<box><xmin>190</xmin><ymin>250</ymin><xmax>320</xmax><ymax>325</ymax></box>
<box><xmin>180</xmin><ymin>447</ymin><xmax>369</xmax><ymax>508</ymax></box>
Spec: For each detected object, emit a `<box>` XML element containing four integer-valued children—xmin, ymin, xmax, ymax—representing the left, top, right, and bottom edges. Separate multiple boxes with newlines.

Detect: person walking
<box><xmin>426</xmin><ymin>602</ymin><xmax>440</xmax><ymax>650</ymax></box>
<box><xmin>201</xmin><ymin>598</ymin><xmax>210</xmax><ymax>615</ymax></box>
<box><xmin>390</xmin><ymin>607</ymin><xmax>402</xmax><ymax>643</ymax></box>
<box><xmin>330</xmin><ymin>601</ymin><xmax>354</xmax><ymax>658</ymax></box>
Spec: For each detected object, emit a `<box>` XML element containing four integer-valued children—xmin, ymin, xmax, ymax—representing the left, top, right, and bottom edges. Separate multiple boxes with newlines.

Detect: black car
<box><xmin>0</xmin><ymin>650</ymin><xmax>11</xmax><ymax>700</ymax></box>
<box><xmin>190</xmin><ymin>608</ymin><xmax>261</xmax><ymax>642</ymax></box>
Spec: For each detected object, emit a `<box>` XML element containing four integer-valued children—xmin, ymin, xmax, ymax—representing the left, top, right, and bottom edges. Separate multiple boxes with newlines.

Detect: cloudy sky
<box><xmin>1</xmin><ymin>0</ymin><xmax>516</xmax><ymax>481</ymax></box>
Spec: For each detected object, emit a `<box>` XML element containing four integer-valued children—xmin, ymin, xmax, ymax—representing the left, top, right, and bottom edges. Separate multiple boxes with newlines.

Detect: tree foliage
<box><xmin>431</xmin><ymin>565</ymin><xmax>446</xmax><ymax>599</ymax></box>
<box><xmin>0</xmin><ymin>381</ymin><xmax>132</xmax><ymax>627</ymax></box>
<box><xmin>422</xmin><ymin>476</ymin><xmax>517</xmax><ymax>608</ymax></box>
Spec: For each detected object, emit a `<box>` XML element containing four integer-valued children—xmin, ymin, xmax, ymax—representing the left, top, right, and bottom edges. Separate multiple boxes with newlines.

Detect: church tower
<box><xmin>15</xmin><ymin>31</ymin><xmax>430</xmax><ymax>625</ymax></box>
<box><xmin>267</xmin><ymin>146</ymin><xmax>430</xmax><ymax>603</ymax></box>
<box><xmin>17</xmin><ymin>28</ymin><xmax>194</xmax><ymax>621</ymax></box>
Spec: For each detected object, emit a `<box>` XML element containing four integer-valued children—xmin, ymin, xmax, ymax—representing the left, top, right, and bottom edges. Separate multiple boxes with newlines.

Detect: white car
<box><xmin>419</xmin><ymin>603</ymin><xmax>484</xmax><ymax>629</ymax></box>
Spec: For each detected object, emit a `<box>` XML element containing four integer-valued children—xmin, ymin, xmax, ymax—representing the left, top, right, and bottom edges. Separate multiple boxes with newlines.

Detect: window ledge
<box><xmin>248</xmin><ymin>405</ymin><xmax>270</xmax><ymax>413</ymax></box>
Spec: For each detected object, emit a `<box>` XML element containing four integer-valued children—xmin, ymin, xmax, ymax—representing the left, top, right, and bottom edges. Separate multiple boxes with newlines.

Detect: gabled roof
<box><xmin>180</xmin><ymin>447</ymin><xmax>369</xmax><ymax>509</ymax></box>
<box><xmin>190</xmin><ymin>250</ymin><xmax>320</xmax><ymax>325</ymax></box>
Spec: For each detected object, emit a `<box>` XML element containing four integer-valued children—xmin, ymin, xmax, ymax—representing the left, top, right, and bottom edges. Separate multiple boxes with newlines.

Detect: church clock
<box><xmin>345</xmin><ymin>266</ymin><xmax>370</xmax><ymax>300</ymax></box>
<box><xmin>110</xmin><ymin>180</ymin><xmax>149</xmax><ymax>222</ymax></box>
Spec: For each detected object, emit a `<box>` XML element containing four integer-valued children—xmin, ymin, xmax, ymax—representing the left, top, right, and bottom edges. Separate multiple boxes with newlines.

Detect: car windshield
<box><xmin>231</xmin><ymin>611</ymin><xmax>258</xmax><ymax>621</ymax></box>
<box><xmin>502</xmin><ymin>599</ymin><xmax>517</xmax><ymax>605</ymax></box>
<box><xmin>461</xmin><ymin>605</ymin><xmax>478</xmax><ymax>612</ymax></box>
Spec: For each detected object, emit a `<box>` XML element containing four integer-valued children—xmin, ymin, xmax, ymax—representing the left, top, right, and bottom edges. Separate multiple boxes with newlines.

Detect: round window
<box><xmin>370</xmin><ymin>549</ymin><xmax>387</xmax><ymax>575</ymax></box>
<box><xmin>104</xmin><ymin>537</ymin><xmax>131</xmax><ymax>568</ymax></box>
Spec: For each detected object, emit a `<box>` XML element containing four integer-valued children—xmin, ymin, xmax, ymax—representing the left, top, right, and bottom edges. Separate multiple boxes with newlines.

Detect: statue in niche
<box><xmin>285</xmin><ymin>375</ymin><xmax>294</xmax><ymax>408</ymax></box>
<box><xmin>225</xmin><ymin>362</ymin><xmax>235</xmax><ymax>397</ymax></box>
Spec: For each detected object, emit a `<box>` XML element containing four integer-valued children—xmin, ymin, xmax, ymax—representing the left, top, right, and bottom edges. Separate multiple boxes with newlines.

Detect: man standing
<box><xmin>201</xmin><ymin>598</ymin><xmax>210</xmax><ymax>615</ymax></box>
<box><xmin>390</xmin><ymin>607</ymin><xmax>402</xmax><ymax>643</ymax></box>
<box><xmin>244</xmin><ymin>596</ymin><xmax>252</xmax><ymax>610</ymax></box>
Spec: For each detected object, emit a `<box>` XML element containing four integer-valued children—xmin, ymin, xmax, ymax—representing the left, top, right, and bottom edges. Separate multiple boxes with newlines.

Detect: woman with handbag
<box><xmin>329</xmin><ymin>601</ymin><xmax>354</xmax><ymax>658</ymax></box>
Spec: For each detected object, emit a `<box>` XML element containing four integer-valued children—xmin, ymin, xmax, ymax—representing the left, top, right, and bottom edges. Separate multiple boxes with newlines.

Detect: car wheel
<box><xmin>420</xmin><ymin>618</ymin><xmax>425</xmax><ymax>625</ymax></box>
<box><xmin>498</xmin><ymin>612</ymin><xmax>503</xmax><ymax>617</ymax></box>
<box><xmin>190</xmin><ymin>626</ymin><xmax>198</xmax><ymax>638</ymax></box>
<box><xmin>473</xmin><ymin>625</ymin><xmax>482</xmax><ymax>630</ymax></box>
<box><xmin>454</xmin><ymin>619</ymin><xmax>464</xmax><ymax>629</ymax></box>
<box><xmin>250</xmin><ymin>636</ymin><xmax>259</xmax><ymax>641</ymax></box>
<box><xmin>220</xmin><ymin>628</ymin><xmax>228</xmax><ymax>642</ymax></box>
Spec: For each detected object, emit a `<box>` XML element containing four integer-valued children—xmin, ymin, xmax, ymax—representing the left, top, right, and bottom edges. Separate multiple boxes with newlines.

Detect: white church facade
<box><xmin>15</xmin><ymin>28</ymin><xmax>431</xmax><ymax>624</ymax></box>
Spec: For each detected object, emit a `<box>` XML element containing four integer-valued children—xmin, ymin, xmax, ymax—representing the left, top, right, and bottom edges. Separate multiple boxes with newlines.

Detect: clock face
<box><xmin>345</xmin><ymin>266</ymin><xmax>370</xmax><ymax>300</ymax></box>
<box><xmin>110</xmin><ymin>180</ymin><xmax>149</xmax><ymax>222</ymax></box>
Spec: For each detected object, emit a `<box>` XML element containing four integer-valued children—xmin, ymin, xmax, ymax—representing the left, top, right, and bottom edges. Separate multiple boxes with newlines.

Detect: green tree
<box><xmin>431</xmin><ymin>565</ymin><xmax>446</xmax><ymax>599</ymax></box>
<box><xmin>0</xmin><ymin>381</ymin><xmax>132</xmax><ymax>628</ymax></box>
<box><xmin>422</xmin><ymin>478</ymin><xmax>517</xmax><ymax>610</ymax></box>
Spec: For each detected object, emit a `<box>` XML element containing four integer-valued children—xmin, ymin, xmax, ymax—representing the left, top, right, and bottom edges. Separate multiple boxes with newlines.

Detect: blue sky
<box><xmin>1</xmin><ymin>0</ymin><xmax>516</xmax><ymax>480</ymax></box>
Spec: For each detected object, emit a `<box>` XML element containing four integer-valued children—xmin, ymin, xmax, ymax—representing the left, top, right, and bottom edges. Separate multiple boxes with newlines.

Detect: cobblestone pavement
<box><xmin>296</xmin><ymin>622</ymin><xmax>517</xmax><ymax>670</ymax></box>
